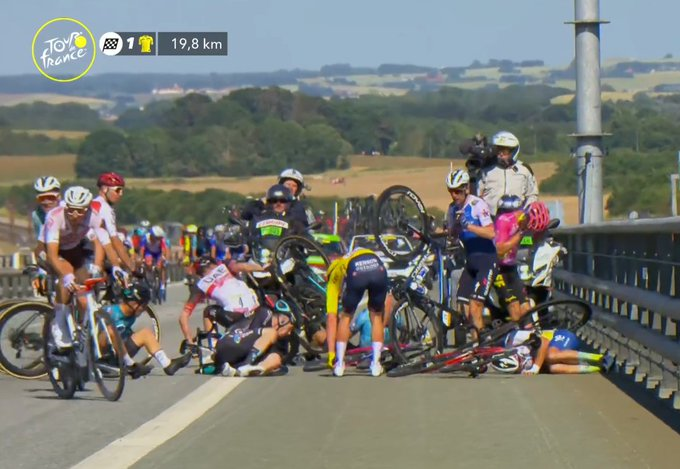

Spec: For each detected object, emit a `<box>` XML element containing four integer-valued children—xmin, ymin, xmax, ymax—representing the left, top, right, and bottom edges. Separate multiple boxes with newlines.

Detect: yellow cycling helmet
<box><xmin>186</xmin><ymin>224</ymin><xmax>198</xmax><ymax>234</ymax></box>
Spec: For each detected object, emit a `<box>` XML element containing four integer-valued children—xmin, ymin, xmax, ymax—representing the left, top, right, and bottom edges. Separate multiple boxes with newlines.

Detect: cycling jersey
<box><xmin>31</xmin><ymin>208</ymin><xmax>47</xmax><ymax>239</ymax></box>
<box><xmin>195</xmin><ymin>264</ymin><xmax>259</xmax><ymax>314</ymax></box>
<box><xmin>211</xmin><ymin>234</ymin><xmax>227</xmax><ymax>261</ymax></box>
<box><xmin>250</xmin><ymin>209</ymin><xmax>304</xmax><ymax>251</ymax></box>
<box><xmin>494</xmin><ymin>211</ymin><xmax>524</xmax><ymax>266</ymax></box>
<box><xmin>42</xmin><ymin>206</ymin><xmax>100</xmax><ymax>250</ymax></box>
<box><xmin>142</xmin><ymin>235</ymin><xmax>168</xmax><ymax>255</ymax></box>
<box><xmin>326</xmin><ymin>248</ymin><xmax>387</xmax><ymax>315</ymax></box>
<box><xmin>90</xmin><ymin>195</ymin><xmax>119</xmax><ymax>239</ymax></box>
<box><xmin>447</xmin><ymin>195</ymin><xmax>495</xmax><ymax>255</ymax></box>
<box><xmin>106</xmin><ymin>304</ymin><xmax>136</xmax><ymax>340</ymax></box>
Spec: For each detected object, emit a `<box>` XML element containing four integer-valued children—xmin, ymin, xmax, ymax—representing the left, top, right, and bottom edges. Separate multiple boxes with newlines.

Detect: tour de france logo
<box><xmin>31</xmin><ymin>17</ymin><xmax>96</xmax><ymax>82</ymax></box>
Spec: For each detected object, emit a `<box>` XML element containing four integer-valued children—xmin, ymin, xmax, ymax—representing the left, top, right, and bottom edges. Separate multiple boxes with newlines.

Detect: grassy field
<box><xmin>126</xmin><ymin>155</ymin><xmax>581</xmax><ymax>224</ymax></box>
<box><xmin>11</xmin><ymin>129</ymin><xmax>90</xmax><ymax>139</ymax></box>
<box><xmin>0</xmin><ymin>93</ymin><xmax>112</xmax><ymax>109</ymax></box>
<box><xmin>0</xmin><ymin>154</ymin><xmax>76</xmax><ymax>184</ymax></box>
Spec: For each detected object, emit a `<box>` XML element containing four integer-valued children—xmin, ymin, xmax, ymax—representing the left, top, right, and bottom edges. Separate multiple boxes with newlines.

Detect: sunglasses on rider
<box><xmin>66</xmin><ymin>207</ymin><xmax>87</xmax><ymax>216</ymax></box>
<box><xmin>449</xmin><ymin>188</ymin><xmax>466</xmax><ymax>195</ymax></box>
<box><xmin>109</xmin><ymin>186</ymin><xmax>124</xmax><ymax>195</ymax></box>
<box><xmin>37</xmin><ymin>194</ymin><xmax>59</xmax><ymax>202</ymax></box>
<box><xmin>268</xmin><ymin>198</ymin><xmax>290</xmax><ymax>204</ymax></box>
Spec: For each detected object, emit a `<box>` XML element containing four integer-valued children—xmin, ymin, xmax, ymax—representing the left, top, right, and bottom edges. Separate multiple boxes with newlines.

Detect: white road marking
<box><xmin>71</xmin><ymin>377</ymin><xmax>245</xmax><ymax>469</ymax></box>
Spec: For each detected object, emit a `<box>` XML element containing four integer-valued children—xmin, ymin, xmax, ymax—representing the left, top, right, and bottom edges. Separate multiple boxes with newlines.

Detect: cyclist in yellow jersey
<box><xmin>326</xmin><ymin>248</ymin><xmax>388</xmax><ymax>377</ymax></box>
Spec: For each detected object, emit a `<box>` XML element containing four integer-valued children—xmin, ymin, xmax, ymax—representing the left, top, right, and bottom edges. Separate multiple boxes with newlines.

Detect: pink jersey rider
<box><xmin>494</xmin><ymin>211</ymin><xmax>523</xmax><ymax>267</ymax></box>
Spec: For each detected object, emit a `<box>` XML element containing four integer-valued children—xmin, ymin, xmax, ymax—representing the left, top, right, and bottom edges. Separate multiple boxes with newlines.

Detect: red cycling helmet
<box><xmin>97</xmin><ymin>172</ymin><xmax>126</xmax><ymax>188</ymax></box>
<box><xmin>527</xmin><ymin>201</ymin><xmax>551</xmax><ymax>232</ymax></box>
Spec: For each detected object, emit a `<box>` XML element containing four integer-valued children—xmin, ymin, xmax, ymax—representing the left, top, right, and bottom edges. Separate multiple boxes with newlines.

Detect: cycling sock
<box><xmin>53</xmin><ymin>303</ymin><xmax>70</xmax><ymax>332</ymax></box>
<box><xmin>154</xmin><ymin>350</ymin><xmax>172</xmax><ymax>368</ymax></box>
<box><xmin>577</xmin><ymin>352</ymin><xmax>603</xmax><ymax>364</ymax></box>
<box><xmin>371</xmin><ymin>341</ymin><xmax>382</xmax><ymax>365</ymax></box>
<box><xmin>336</xmin><ymin>342</ymin><xmax>347</xmax><ymax>365</ymax></box>
<box><xmin>577</xmin><ymin>365</ymin><xmax>601</xmax><ymax>373</ymax></box>
<box><xmin>123</xmin><ymin>354</ymin><xmax>135</xmax><ymax>367</ymax></box>
<box><xmin>245</xmin><ymin>347</ymin><xmax>262</xmax><ymax>365</ymax></box>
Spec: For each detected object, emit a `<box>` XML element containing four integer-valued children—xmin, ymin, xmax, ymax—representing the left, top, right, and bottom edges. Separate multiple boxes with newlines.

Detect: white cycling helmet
<box><xmin>150</xmin><ymin>225</ymin><xmax>165</xmax><ymax>238</ymax></box>
<box><xmin>490</xmin><ymin>354</ymin><xmax>521</xmax><ymax>373</ymax></box>
<box><xmin>445</xmin><ymin>169</ymin><xmax>470</xmax><ymax>190</ymax></box>
<box><xmin>491</xmin><ymin>131</ymin><xmax>521</xmax><ymax>162</ymax></box>
<box><xmin>34</xmin><ymin>176</ymin><xmax>61</xmax><ymax>194</ymax></box>
<box><xmin>278</xmin><ymin>168</ymin><xmax>305</xmax><ymax>196</ymax></box>
<box><xmin>214</xmin><ymin>224</ymin><xmax>226</xmax><ymax>233</ymax></box>
<box><xmin>139</xmin><ymin>220</ymin><xmax>151</xmax><ymax>228</ymax></box>
<box><xmin>64</xmin><ymin>186</ymin><xmax>93</xmax><ymax>209</ymax></box>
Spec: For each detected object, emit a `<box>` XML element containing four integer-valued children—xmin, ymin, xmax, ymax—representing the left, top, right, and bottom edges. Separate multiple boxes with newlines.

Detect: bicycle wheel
<box><xmin>388</xmin><ymin>298</ymin><xmax>443</xmax><ymax>365</ymax></box>
<box><xmin>42</xmin><ymin>312</ymin><xmax>77</xmax><ymax>399</ymax></box>
<box><xmin>526</xmin><ymin>299</ymin><xmax>592</xmax><ymax>332</ymax></box>
<box><xmin>0</xmin><ymin>302</ymin><xmax>50</xmax><ymax>379</ymax></box>
<box><xmin>374</xmin><ymin>185</ymin><xmax>429</xmax><ymax>261</ymax></box>
<box><xmin>133</xmin><ymin>305</ymin><xmax>161</xmax><ymax>366</ymax></box>
<box><xmin>272</xmin><ymin>235</ymin><xmax>330</xmax><ymax>280</ymax></box>
<box><xmin>90</xmin><ymin>310</ymin><xmax>126</xmax><ymax>402</ymax></box>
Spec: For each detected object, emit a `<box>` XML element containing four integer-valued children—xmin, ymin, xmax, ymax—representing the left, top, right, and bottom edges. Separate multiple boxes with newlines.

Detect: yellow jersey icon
<box><xmin>139</xmin><ymin>35</ymin><xmax>154</xmax><ymax>53</ymax></box>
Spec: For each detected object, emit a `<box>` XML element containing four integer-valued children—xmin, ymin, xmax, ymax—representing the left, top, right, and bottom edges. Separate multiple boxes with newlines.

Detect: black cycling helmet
<box><xmin>197</xmin><ymin>225</ymin><xmax>208</xmax><ymax>237</ymax></box>
<box><xmin>122</xmin><ymin>282</ymin><xmax>151</xmax><ymax>305</ymax></box>
<box><xmin>266</xmin><ymin>184</ymin><xmax>293</xmax><ymax>204</ymax></box>
<box><xmin>497</xmin><ymin>194</ymin><xmax>524</xmax><ymax>214</ymax></box>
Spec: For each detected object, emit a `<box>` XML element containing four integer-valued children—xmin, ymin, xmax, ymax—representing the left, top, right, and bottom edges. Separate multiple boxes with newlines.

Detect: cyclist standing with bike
<box><xmin>326</xmin><ymin>248</ymin><xmax>389</xmax><ymax>377</ymax></box>
<box><xmin>477</xmin><ymin>131</ymin><xmax>538</xmax><ymax>216</ymax></box>
<box><xmin>446</xmin><ymin>169</ymin><xmax>496</xmax><ymax>337</ymax></box>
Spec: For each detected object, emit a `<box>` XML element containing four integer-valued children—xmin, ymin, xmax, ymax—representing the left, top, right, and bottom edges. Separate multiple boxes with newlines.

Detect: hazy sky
<box><xmin>3</xmin><ymin>0</ymin><xmax>679</xmax><ymax>76</ymax></box>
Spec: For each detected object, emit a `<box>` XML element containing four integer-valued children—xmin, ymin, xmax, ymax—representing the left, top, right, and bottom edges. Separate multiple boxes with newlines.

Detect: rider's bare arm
<box><xmin>466</xmin><ymin>223</ymin><xmax>495</xmax><ymax>240</ymax></box>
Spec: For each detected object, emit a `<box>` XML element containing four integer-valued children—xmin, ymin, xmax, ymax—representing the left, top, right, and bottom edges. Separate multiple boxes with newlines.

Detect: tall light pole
<box><xmin>567</xmin><ymin>0</ymin><xmax>609</xmax><ymax>223</ymax></box>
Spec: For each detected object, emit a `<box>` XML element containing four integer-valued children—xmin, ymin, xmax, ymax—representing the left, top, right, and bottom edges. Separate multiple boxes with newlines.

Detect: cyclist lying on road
<box><xmin>211</xmin><ymin>305</ymin><xmax>295</xmax><ymax>377</ymax></box>
<box><xmin>503</xmin><ymin>328</ymin><xmax>614</xmax><ymax>375</ymax></box>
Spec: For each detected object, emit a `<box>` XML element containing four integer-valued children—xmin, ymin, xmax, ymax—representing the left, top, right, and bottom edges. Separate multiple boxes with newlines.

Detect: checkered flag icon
<box><xmin>103</xmin><ymin>38</ymin><xmax>119</xmax><ymax>50</ymax></box>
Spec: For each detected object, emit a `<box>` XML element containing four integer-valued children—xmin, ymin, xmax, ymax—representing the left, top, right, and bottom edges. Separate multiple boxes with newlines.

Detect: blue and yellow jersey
<box><xmin>326</xmin><ymin>248</ymin><xmax>376</xmax><ymax>315</ymax></box>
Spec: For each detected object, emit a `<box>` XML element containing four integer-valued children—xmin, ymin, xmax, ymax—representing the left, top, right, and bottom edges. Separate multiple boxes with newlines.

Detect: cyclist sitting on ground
<box><xmin>493</xmin><ymin>195</ymin><xmax>532</xmax><ymax>322</ymax></box>
<box><xmin>212</xmin><ymin>301</ymin><xmax>295</xmax><ymax>377</ymax></box>
<box><xmin>179</xmin><ymin>256</ymin><xmax>266</xmax><ymax>353</ymax></box>
<box><xmin>44</xmin><ymin>186</ymin><xmax>123</xmax><ymax>348</ymax></box>
<box><xmin>446</xmin><ymin>169</ymin><xmax>497</xmax><ymax>337</ymax></box>
<box><xmin>104</xmin><ymin>282</ymin><xmax>192</xmax><ymax>378</ymax></box>
<box><xmin>139</xmin><ymin>225</ymin><xmax>170</xmax><ymax>299</ymax></box>
<box><xmin>477</xmin><ymin>131</ymin><xmax>539</xmax><ymax>216</ymax></box>
<box><xmin>32</xmin><ymin>176</ymin><xmax>62</xmax><ymax>241</ymax></box>
<box><xmin>326</xmin><ymin>248</ymin><xmax>389</xmax><ymax>377</ymax></box>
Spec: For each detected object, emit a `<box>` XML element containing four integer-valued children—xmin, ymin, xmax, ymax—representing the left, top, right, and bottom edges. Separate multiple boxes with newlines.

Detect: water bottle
<box><xmin>415</xmin><ymin>265</ymin><xmax>429</xmax><ymax>283</ymax></box>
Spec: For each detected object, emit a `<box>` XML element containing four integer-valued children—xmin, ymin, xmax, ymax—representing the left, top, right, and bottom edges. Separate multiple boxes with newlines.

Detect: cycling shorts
<box><xmin>457</xmin><ymin>253</ymin><xmax>497</xmax><ymax>304</ymax></box>
<box><xmin>493</xmin><ymin>265</ymin><xmax>527</xmax><ymax>307</ymax></box>
<box><xmin>341</xmin><ymin>253</ymin><xmax>388</xmax><ymax>314</ymax></box>
<box><xmin>214</xmin><ymin>328</ymin><xmax>260</xmax><ymax>368</ymax></box>
<box><xmin>549</xmin><ymin>330</ymin><xmax>580</xmax><ymax>351</ymax></box>
<box><xmin>58</xmin><ymin>244</ymin><xmax>89</xmax><ymax>270</ymax></box>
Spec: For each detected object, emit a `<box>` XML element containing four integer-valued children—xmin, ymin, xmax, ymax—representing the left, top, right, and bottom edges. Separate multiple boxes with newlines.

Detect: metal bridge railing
<box><xmin>554</xmin><ymin>217</ymin><xmax>680</xmax><ymax>410</ymax></box>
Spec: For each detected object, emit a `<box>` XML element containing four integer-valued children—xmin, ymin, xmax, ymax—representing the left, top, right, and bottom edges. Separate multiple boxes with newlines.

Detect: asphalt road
<box><xmin>0</xmin><ymin>284</ymin><xmax>678</xmax><ymax>469</ymax></box>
